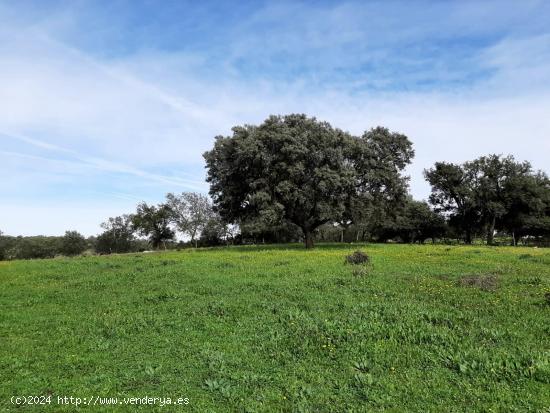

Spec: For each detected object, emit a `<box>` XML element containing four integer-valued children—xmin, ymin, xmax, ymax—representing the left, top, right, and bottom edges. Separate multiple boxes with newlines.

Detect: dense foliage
<box><xmin>131</xmin><ymin>202</ymin><xmax>175</xmax><ymax>249</ymax></box>
<box><xmin>425</xmin><ymin>155</ymin><xmax>550</xmax><ymax>245</ymax></box>
<box><xmin>204</xmin><ymin>114</ymin><xmax>413</xmax><ymax>248</ymax></box>
<box><xmin>0</xmin><ymin>232</ymin><xmax>91</xmax><ymax>260</ymax></box>
<box><xmin>165</xmin><ymin>192</ymin><xmax>214</xmax><ymax>247</ymax></box>
<box><xmin>95</xmin><ymin>215</ymin><xmax>139</xmax><ymax>254</ymax></box>
<box><xmin>59</xmin><ymin>230</ymin><xmax>88</xmax><ymax>256</ymax></box>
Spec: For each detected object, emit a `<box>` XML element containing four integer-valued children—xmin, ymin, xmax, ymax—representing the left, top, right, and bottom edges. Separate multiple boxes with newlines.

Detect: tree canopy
<box><xmin>96</xmin><ymin>215</ymin><xmax>136</xmax><ymax>254</ymax></box>
<box><xmin>60</xmin><ymin>231</ymin><xmax>88</xmax><ymax>256</ymax></box>
<box><xmin>425</xmin><ymin>155</ymin><xmax>550</xmax><ymax>244</ymax></box>
<box><xmin>204</xmin><ymin>114</ymin><xmax>413</xmax><ymax>248</ymax></box>
<box><xmin>131</xmin><ymin>202</ymin><xmax>175</xmax><ymax>249</ymax></box>
<box><xmin>166</xmin><ymin>192</ymin><xmax>213</xmax><ymax>247</ymax></box>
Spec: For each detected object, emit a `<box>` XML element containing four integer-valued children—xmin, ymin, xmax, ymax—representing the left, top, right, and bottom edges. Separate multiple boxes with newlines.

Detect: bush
<box><xmin>60</xmin><ymin>231</ymin><xmax>87</xmax><ymax>256</ymax></box>
<box><xmin>345</xmin><ymin>250</ymin><xmax>370</xmax><ymax>265</ymax></box>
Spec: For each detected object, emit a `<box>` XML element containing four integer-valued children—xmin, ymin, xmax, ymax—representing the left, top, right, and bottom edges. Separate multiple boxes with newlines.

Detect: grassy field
<box><xmin>1</xmin><ymin>244</ymin><xmax>549</xmax><ymax>412</ymax></box>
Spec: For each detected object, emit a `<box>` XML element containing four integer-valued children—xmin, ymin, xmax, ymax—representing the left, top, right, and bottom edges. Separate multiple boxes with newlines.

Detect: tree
<box><xmin>465</xmin><ymin>155</ymin><xmax>532</xmax><ymax>244</ymax></box>
<box><xmin>401</xmin><ymin>200</ymin><xmax>446</xmax><ymax>243</ymax></box>
<box><xmin>365</xmin><ymin>198</ymin><xmax>445</xmax><ymax>243</ymax></box>
<box><xmin>60</xmin><ymin>230</ymin><xmax>88</xmax><ymax>256</ymax></box>
<box><xmin>198</xmin><ymin>213</ymin><xmax>229</xmax><ymax>246</ymax></box>
<box><xmin>204</xmin><ymin>114</ymin><xmax>413</xmax><ymax>248</ymax></box>
<box><xmin>0</xmin><ymin>232</ymin><xmax>10</xmax><ymax>260</ymax></box>
<box><xmin>165</xmin><ymin>192</ymin><xmax>213</xmax><ymax>247</ymax></box>
<box><xmin>424</xmin><ymin>162</ymin><xmax>480</xmax><ymax>244</ymax></box>
<box><xmin>96</xmin><ymin>215</ymin><xmax>135</xmax><ymax>254</ymax></box>
<box><xmin>335</xmin><ymin>127</ymin><xmax>414</xmax><ymax>242</ymax></box>
<box><xmin>426</xmin><ymin>155</ymin><xmax>550</xmax><ymax>245</ymax></box>
<box><xmin>131</xmin><ymin>203</ymin><xmax>175</xmax><ymax>249</ymax></box>
<box><xmin>500</xmin><ymin>170</ymin><xmax>550</xmax><ymax>244</ymax></box>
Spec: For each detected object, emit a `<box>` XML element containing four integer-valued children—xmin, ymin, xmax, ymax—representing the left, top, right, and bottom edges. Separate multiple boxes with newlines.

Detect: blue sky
<box><xmin>1</xmin><ymin>0</ymin><xmax>550</xmax><ymax>236</ymax></box>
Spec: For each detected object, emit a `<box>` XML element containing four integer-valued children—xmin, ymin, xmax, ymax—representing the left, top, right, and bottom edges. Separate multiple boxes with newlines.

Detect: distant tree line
<box><xmin>1</xmin><ymin>114</ymin><xmax>549</xmax><ymax>258</ymax></box>
<box><xmin>0</xmin><ymin>192</ymin><xmax>230</xmax><ymax>260</ymax></box>
<box><xmin>93</xmin><ymin>192</ymin><xmax>235</xmax><ymax>254</ymax></box>
<box><xmin>0</xmin><ymin>231</ymin><xmax>92</xmax><ymax>260</ymax></box>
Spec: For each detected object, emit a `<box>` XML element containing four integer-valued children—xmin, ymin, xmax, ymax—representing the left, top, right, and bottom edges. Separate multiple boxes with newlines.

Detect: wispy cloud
<box><xmin>0</xmin><ymin>131</ymin><xmax>75</xmax><ymax>153</ymax></box>
<box><xmin>1</xmin><ymin>132</ymin><xmax>208</xmax><ymax>190</ymax></box>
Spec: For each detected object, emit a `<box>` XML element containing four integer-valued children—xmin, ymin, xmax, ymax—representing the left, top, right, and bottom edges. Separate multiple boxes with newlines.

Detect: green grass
<box><xmin>1</xmin><ymin>244</ymin><xmax>549</xmax><ymax>412</ymax></box>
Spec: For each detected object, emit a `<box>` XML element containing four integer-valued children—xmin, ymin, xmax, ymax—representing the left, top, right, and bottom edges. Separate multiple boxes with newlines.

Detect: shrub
<box><xmin>345</xmin><ymin>250</ymin><xmax>370</xmax><ymax>265</ymax></box>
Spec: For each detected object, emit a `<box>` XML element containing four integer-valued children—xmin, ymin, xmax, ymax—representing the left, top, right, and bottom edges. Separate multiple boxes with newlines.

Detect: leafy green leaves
<box><xmin>204</xmin><ymin>115</ymin><xmax>414</xmax><ymax>247</ymax></box>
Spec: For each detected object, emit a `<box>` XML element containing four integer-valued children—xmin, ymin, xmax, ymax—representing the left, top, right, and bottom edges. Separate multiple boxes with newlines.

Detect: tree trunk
<box><xmin>487</xmin><ymin>216</ymin><xmax>495</xmax><ymax>245</ymax></box>
<box><xmin>304</xmin><ymin>230</ymin><xmax>314</xmax><ymax>249</ymax></box>
<box><xmin>465</xmin><ymin>229</ymin><xmax>472</xmax><ymax>245</ymax></box>
<box><xmin>191</xmin><ymin>228</ymin><xmax>197</xmax><ymax>248</ymax></box>
<box><xmin>512</xmin><ymin>231</ymin><xmax>516</xmax><ymax>246</ymax></box>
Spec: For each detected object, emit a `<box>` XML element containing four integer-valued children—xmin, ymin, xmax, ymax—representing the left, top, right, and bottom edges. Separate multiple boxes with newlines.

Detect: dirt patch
<box><xmin>457</xmin><ymin>274</ymin><xmax>498</xmax><ymax>292</ymax></box>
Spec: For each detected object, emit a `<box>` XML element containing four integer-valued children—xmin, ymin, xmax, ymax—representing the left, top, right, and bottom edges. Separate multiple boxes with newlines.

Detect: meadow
<box><xmin>1</xmin><ymin>244</ymin><xmax>549</xmax><ymax>412</ymax></box>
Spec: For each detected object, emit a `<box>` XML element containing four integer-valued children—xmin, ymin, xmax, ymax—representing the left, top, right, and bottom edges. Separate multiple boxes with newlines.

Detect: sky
<box><xmin>1</xmin><ymin>0</ymin><xmax>550</xmax><ymax>236</ymax></box>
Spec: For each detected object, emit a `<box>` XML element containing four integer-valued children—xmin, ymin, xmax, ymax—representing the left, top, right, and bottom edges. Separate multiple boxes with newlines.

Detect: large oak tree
<box><xmin>204</xmin><ymin>114</ymin><xmax>413</xmax><ymax>248</ymax></box>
